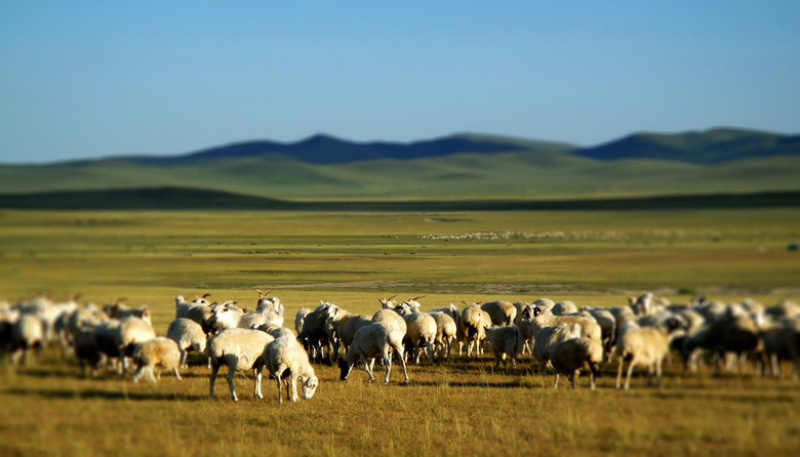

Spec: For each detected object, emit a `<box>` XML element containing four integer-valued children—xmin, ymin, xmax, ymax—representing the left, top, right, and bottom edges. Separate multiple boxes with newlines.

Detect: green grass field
<box><xmin>1</xmin><ymin>209</ymin><xmax>799</xmax><ymax>456</ymax></box>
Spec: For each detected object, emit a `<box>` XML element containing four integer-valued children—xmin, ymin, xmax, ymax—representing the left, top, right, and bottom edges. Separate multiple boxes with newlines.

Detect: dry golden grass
<box><xmin>1</xmin><ymin>209</ymin><xmax>799</xmax><ymax>456</ymax></box>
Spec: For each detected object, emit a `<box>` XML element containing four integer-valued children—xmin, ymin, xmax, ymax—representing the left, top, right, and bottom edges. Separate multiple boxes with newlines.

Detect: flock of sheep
<box><xmin>2</xmin><ymin>291</ymin><xmax>799</xmax><ymax>404</ymax></box>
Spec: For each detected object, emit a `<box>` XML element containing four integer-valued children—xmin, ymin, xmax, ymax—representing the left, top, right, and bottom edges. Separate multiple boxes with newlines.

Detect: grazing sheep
<box><xmin>66</xmin><ymin>303</ymin><xmax>109</xmax><ymax>348</ymax></box>
<box><xmin>531</xmin><ymin>323</ymin><xmax>582</xmax><ymax>373</ymax></box>
<box><xmin>74</xmin><ymin>327</ymin><xmax>106</xmax><ymax>378</ymax></box>
<box><xmin>338</xmin><ymin>322</ymin><xmax>409</xmax><ymax>384</ymax></box>
<box><xmin>552</xmin><ymin>301</ymin><xmax>578</xmax><ymax>316</ymax></box>
<box><xmin>176</xmin><ymin>294</ymin><xmax>210</xmax><ymax>319</ymax></box>
<box><xmin>167</xmin><ymin>318</ymin><xmax>207</xmax><ymax>368</ymax></box>
<box><xmin>581</xmin><ymin>308</ymin><xmax>617</xmax><ymax>356</ymax></box>
<box><xmin>11</xmin><ymin>313</ymin><xmax>44</xmax><ymax>366</ymax></box>
<box><xmin>432</xmin><ymin>304</ymin><xmax>463</xmax><ymax>357</ymax></box>
<box><xmin>239</xmin><ymin>291</ymin><xmax>285</xmax><ymax>330</ymax></box>
<box><xmin>394</xmin><ymin>303</ymin><xmax>437</xmax><ymax>364</ymax></box>
<box><xmin>429</xmin><ymin>311</ymin><xmax>457</xmax><ymax>361</ymax></box>
<box><xmin>131</xmin><ymin>337</ymin><xmax>182</xmax><ymax>384</ymax></box>
<box><xmin>551</xmin><ymin>336</ymin><xmax>603</xmax><ymax>390</ymax></box>
<box><xmin>760</xmin><ymin>318</ymin><xmax>800</xmax><ymax>379</ymax></box>
<box><xmin>117</xmin><ymin>314</ymin><xmax>156</xmax><ymax>375</ymax></box>
<box><xmin>209</xmin><ymin>301</ymin><xmax>245</xmax><ymax>332</ymax></box>
<box><xmin>333</xmin><ymin>314</ymin><xmax>373</xmax><ymax>357</ymax></box>
<box><xmin>486</xmin><ymin>325</ymin><xmax>524</xmax><ymax>368</ymax></box>
<box><xmin>615</xmin><ymin>322</ymin><xmax>673</xmax><ymax>390</ymax></box>
<box><xmin>207</xmin><ymin>328</ymin><xmax>275</xmax><ymax>402</ymax></box>
<box><xmin>460</xmin><ymin>304</ymin><xmax>492</xmax><ymax>357</ymax></box>
<box><xmin>481</xmin><ymin>301</ymin><xmax>517</xmax><ymax>326</ymax></box>
<box><xmin>299</xmin><ymin>302</ymin><xmax>340</xmax><ymax>363</ymax></box>
<box><xmin>529</xmin><ymin>305</ymin><xmax>602</xmax><ymax>344</ymax></box>
<box><xmin>372</xmin><ymin>308</ymin><xmax>408</xmax><ymax>335</ymax></box>
<box><xmin>264</xmin><ymin>336</ymin><xmax>319</xmax><ymax>404</ymax></box>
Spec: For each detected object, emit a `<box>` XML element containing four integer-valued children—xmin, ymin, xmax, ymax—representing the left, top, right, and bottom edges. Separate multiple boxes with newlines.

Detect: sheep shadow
<box><xmin>3</xmin><ymin>387</ymin><xmax>206</xmax><ymax>402</ymax></box>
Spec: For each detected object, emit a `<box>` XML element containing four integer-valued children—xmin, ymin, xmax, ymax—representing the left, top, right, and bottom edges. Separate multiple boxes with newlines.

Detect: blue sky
<box><xmin>1</xmin><ymin>1</ymin><xmax>798</xmax><ymax>163</ymax></box>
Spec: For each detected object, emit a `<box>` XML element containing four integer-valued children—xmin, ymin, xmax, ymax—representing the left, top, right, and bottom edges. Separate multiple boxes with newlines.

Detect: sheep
<box><xmin>460</xmin><ymin>304</ymin><xmax>492</xmax><ymax>357</ymax></box>
<box><xmin>531</xmin><ymin>323</ymin><xmax>582</xmax><ymax>373</ymax></box>
<box><xmin>552</xmin><ymin>301</ymin><xmax>578</xmax><ymax>316</ymax></box>
<box><xmin>580</xmin><ymin>308</ymin><xmax>617</xmax><ymax>356</ymax></box>
<box><xmin>685</xmin><ymin>307</ymin><xmax>761</xmax><ymax>376</ymax></box>
<box><xmin>239</xmin><ymin>291</ymin><xmax>285</xmax><ymax>330</ymax></box>
<box><xmin>486</xmin><ymin>325</ymin><xmax>524</xmax><ymax>368</ymax></box>
<box><xmin>615</xmin><ymin>321</ymin><xmax>674</xmax><ymax>390</ymax></box>
<box><xmin>207</xmin><ymin>328</ymin><xmax>275</xmax><ymax>402</ymax></box>
<box><xmin>209</xmin><ymin>301</ymin><xmax>245</xmax><ymax>332</ymax></box>
<box><xmin>117</xmin><ymin>314</ymin><xmax>156</xmax><ymax>375</ymax></box>
<box><xmin>131</xmin><ymin>337</ymin><xmax>182</xmax><ymax>384</ymax></box>
<box><xmin>11</xmin><ymin>312</ymin><xmax>44</xmax><ymax>366</ymax></box>
<box><xmin>481</xmin><ymin>301</ymin><xmax>517</xmax><ymax>326</ymax></box>
<box><xmin>429</xmin><ymin>311</ymin><xmax>457</xmax><ymax>361</ymax></box>
<box><xmin>333</xmin><ymin>313</ymin><xmax>373</xmax><ymax>357</ymax></box>
<box><xmin>299</xmin><ymin>301</ymin><xmax>340</xmax><ymax>363</ymax></box>
<box><xmin>760</xmin><ymin>318</ymin><xmax>800</xmax><ymax>379</ymax></box>
<box><xmin>338</xmin><ymin>322</ymin><xmax>409</xmax><ymax>384</ymax></box>
<box><xmin>432</xmin><ymin>304</ymin><xmax>463</xmax><ymax>356</ymax></box>
<box><xmin>104</xmin><ymin>299</ymin><xmax>151</xmax><ymax>323</ymax></box>
<box><xmin>74</xmin><ymin>327</ymin><xmax>106</xmax><ymax>378</ymax></box>
<box><xmin>529</xmin><ymin>305</ymin><xmax>602</xmax><ymax>344</ymax></box>
<box><xmin>295</xmin><ymin>308</ymin><xmax>311</xmax><ymax>335</ymax></box>
<box><xmin>265</xmin><ymin>335</ymin><xmax>319</xmax><ymax>404</ymax></box>
<box><xmin>65</xmin><ymin>303</ymin><xmax>109</xmax><ymax>348</ymax></box>
<box><xmin>378</xmin><ymin>295</ymin><xmax>399</xmax><ymax>309</ymax></box>
<box><xmin>167</xmin><ymin>318</ymin><xmax>207</xmax><ymax>368</ymax></box>
<box><xmin>394</xmin><ymin>302</ymin><xmax>437</xmax><ymax>364</ymax></box>
<box><xmin>372</xmin><ymin>308</ymin><xmax>408</xmax><ymax>335</ymax></box>
<box><xmin>185</xmin><ymin>300</ymin><xmax>215</xmax><ymax>334</ymax></box>
<box><xmin>175</xmin><ymin>294</ymin><xmax>211</xmax><ymax>319</ymax></box>
<box><xmin>551</xmin><ymin>336</ymin><xmax>603</xmax><ymax>390</ymax></box>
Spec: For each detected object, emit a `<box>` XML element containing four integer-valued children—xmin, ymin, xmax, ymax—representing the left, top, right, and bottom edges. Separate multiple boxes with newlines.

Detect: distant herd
<box><xmin>1</xmin><ymin>291</ymin><xmax>799</xmax><ymax>403</ymax></box>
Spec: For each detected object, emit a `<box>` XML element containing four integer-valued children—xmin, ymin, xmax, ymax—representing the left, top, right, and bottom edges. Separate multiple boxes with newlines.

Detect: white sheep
<box><xmin>264</xmin><ymin>335</ymin><xmax>319</xmax><ymax>404</ymax></box>
<box><xmin>131</xmin><ymin>337</ymin><xmax>182</xmax><ymax>384</ymax></box>
<box><xmin>551</xmin><ymin>336</ymin><xmax>603</xmax><ymax>390</ymax></box>
<box><xmin>481</xmin><ymin>301</ymin><xmax>517</xmax><ymax>326</ymax></box>
<box><xmin>552</xmin><ymin>301</ymin><xmax>578</xmax><ymax>316</ymax></box>
<box><xmin>11</xmin><ymin>312</ymin><xmax>44</xmax><ymax>366</ymax></box>
<box><xmin>429</xmin><ymin>311</ymin><xmax>457</xmax><ymax>361</ymax></box>
<box><xmin>394</xmin><ymin>302</ymin><xmax>437</xmax><ymax>364</ymax></box>
<box><xmin>209</xmin><ymin>301</ymin><xmax>245</xmax><ymax>332</ymax></box>
<box><xmin>117</xmin><ymin>314</ymin><xmax>156</xmax><ymax>375</ymax></box>
<box><xmin>167</xmin><ymin>318</ymin><xmax>207</xmax><ymax>368</ymax></box>
<box><xmin>486</xmin><ymin>325</ymin><xmax>524</xmax><ymax>368</ymax></box>
<box><xmin>239</xmin><ymin>291</ymin><xmax>285</xmax><ymax>330</ymax></box>
<box><xmin>460</xmin><ymin>304</ymin><xmax>492</xmax><ymax>357</ymax></box>
<box><xmin>615</xmin><ymin>322</ymin><xmax>672</xmax><ymax>390</ymax></box>
<box><xmin>339</xmin><ymin>322</ymin><xmax>409</xmax><ymax>384</ymax></box>
<box><xmin>207</xmin><ymin>328</ymin><xmax>275</xmax><ymax>402</ymax></box>
<box><xmin>531</xmin><ymin>323</ymin><xmax>583</xmax><ymax>373</ymax></box>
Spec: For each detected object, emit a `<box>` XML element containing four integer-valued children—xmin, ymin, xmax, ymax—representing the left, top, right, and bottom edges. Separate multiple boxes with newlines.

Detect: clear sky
<box><xmin>1</xmin><ymin>1</ymin><xmax>799</xmax><ymax>163</ymax></box>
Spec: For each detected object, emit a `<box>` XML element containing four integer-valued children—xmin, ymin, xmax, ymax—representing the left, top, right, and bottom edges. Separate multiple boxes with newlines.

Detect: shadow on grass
<box><xmin>3</xmin><ymin>387</ymin><xmax>206</xmax><ymax>402</ymax></box>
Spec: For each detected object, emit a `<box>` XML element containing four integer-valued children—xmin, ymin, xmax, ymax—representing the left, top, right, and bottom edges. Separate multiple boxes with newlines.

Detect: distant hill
<box><xmin>126</xmin><ymin>133</ymin><xmax>576</xmax><ymax>165</ymax></box>
<box><xmin>573</xmin><ymin>127</ymin><xmax>800</xmax><ymax>164</ymax></box>
<box><xmin>0</xmin><ymin>128</ymin><xmax>798</xmax><ymax>201</ymax></box>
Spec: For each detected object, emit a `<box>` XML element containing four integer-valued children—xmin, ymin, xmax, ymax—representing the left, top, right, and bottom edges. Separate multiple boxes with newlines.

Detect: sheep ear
<box><xmin>73</xmin><ymin>293</ymin><xmax>83</xmax><ymax>301</ymax></box>
<box><xmin>142</xmin><ymin>310</ymin><xmax>150</xmax><ymax>318</ymax></box>
<box><xmin>202</xmin><ymin>293</ymin><xmax>212</xmax><ymax>299</ymax></box>
<box><xmin>232</xmin><ymin>301</ymin><xmax>238</xmax><ymax>306</ymax></box>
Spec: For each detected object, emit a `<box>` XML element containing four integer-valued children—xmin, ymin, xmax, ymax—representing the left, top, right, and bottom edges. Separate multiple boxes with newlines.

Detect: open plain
<box><xmin>1</xmin><ymin>209</ymin><xmax>799</xmax><ymax>456</ymax></box>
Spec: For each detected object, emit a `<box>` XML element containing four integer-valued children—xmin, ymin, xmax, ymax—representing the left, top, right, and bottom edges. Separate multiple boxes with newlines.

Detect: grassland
<box><xmin>1</xmin><ymin>209</ymin><xmax>800</xmax><ymax>456</ymax></box>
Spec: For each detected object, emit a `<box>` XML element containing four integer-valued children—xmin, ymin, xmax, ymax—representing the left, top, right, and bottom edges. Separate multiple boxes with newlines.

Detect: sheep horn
<box><xmin>72</xmin><ymin>293</ymin><xmax>83</xmax><ymax>302</ymax></box>
<box><xmin>202</xmin><ymin>293</ymin><xmax>212</xmax><ymax>299</ymax></box>
<box><xmin>461</xmin><ymin>301</ymin><xmax>469</xmax><ymax>306</ymax></box>
<box><xmin>386</xmin><ymin>294</ymin><xmax>397</xmax><ymax>301</ymax></box>
<box><xmin>410</xmin><ymin>295</ymin><xmax>426</xmax><ymax>301</ymax></box>
<box><xmin>114</xmin><ymin>297</ymin><xmax>127</xmax><ymax>305</ymax></box>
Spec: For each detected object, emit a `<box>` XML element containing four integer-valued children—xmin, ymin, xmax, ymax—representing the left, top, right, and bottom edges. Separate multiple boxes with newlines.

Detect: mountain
<box><xmin>0</xmin><ymin>128</ymin><xmax>798</xmax><ymax>201</ymax></box>
<box><xmin>127</xmin><ymin>133</ymin><xmax>576</xmax><ymax>165</ymax></box>
<box><xmin>573</xmin><ymin>127</ymin><xmax>800</xmax><ymax>164</ymax></box>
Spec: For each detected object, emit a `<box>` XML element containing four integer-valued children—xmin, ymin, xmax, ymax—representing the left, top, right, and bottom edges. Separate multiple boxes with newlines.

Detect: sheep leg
<box><xmin>553</xmin><ymin>373</ymin><xmax>559</xmax><ymax>389</ymax></box>
<box><xmin>227</xmin><ymin>358</ymin><xmax>239</xmax><ymax>402</ymax></box>
<box><xmin>590</xmin><ymin>368</ymin><xmax>597</xmax><ymax>391</ymax></box>
<box><xmin>393</xmin><ymin>342</ymin><xmax>409</xmax><ymax>383</ymax></box>
<box><xmin>290</xmin><ymin>375</ymin><xmax>299</xmax><ymax>402</ymax></box>
<box><xmin>770</xmin><ymin>353</ymin><xmax>781</xmax><ymax>378</ymax></box>
<box><xmin>284</xmin><ymin>379</ymin><xmax>292</xmax><ymax>402</ymax></box>
<box><xmin>656</xmin><ymin>360</ymin><xmax>663</xmax><ymax>389</ymax></box>
<box><xmin>570</xmin><ymin>372</ymin><xmax>577</xmax><ymax>389</ymax></box>
<box><xmin>173</xmin><ymin>367</ymin><xmax>182</xmax><ymax>381</ymax></box>
<box><xmin>275</xmin><ymin>376</ymin><xmax>283</xmax><ymax>405</ymax></box>
<box><xmin>180</xmin><ymin>349</ymin><xmax>188</xmax><ymax>369</ymax></box>
<box><xmin>427</xmin><ymin>343</ymin><xmax>434</xmax><ymax>365</ymax></box>
<box><xmin>209</xmin><ymin>360</ymin><xmax>221</xmax><ymax>398</ymax></box>
<box><xmin>616</xmin><ymin>358</ymin><xmax>624</xmax><ymax>390</ymax></box>
<box><xmin>383</xmin><ymin>349</ymin><xmax>393</xmax><ymax>384</ymax></box>
<box><xmin>132</xmin><ymin>365</ymin><xmax>144</xmax><ymax>383</ymax></box>
<box><xmin>624</xmin><ymin>357</ymin><xmax>636</xmax><ymax>390</ymax></box>
<box><xmin>254</xmin><ymin>368</ymin><xmax>263</xmax><ymax>400</ymax></box>
<box><xmin>361</xmin><ymin>355</ymin><xmax>375</xmax><ymax>382</ymax></box>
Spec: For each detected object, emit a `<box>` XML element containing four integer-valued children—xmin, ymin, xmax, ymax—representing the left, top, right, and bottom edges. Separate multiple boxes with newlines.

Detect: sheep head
<box><xmin>301</xmin><ymin>375</ymin><xmax>319</xmax><ymax>400</ymax></box>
